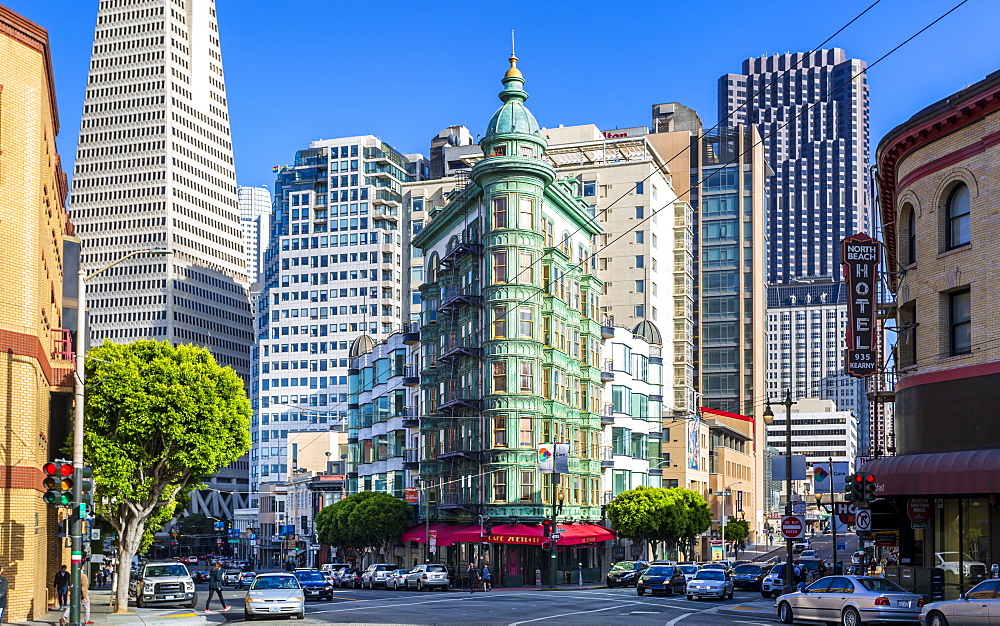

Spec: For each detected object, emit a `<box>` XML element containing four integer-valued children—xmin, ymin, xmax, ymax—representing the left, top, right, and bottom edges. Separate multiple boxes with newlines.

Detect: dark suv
<box><xmin>606</xmin><ymin>561</ymin><xmax>649</xmax><ymax>588</ymax></box>
<box><xmin>636</xmin><ymin>565</ymin><xmax>687</xmax><ymax>596</ymax></box>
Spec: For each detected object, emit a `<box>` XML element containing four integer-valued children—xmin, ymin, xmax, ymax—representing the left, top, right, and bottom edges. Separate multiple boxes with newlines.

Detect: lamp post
<box><xmin>716</xmin><ymin>481</ymin><xmax>743</xmax><ymax>562</ymax></box>
<box><xmin>763</xmin><ymin>389</ymin><xmax>796</xmax><ymax>595</ymax></box>
<box><xmin>73</xmin><ymin>248</ymin><xmax>170</xmax><ymax>621</ymax></box>
<box><xmin>814</xmin><ymin>456</ymin><xmax>839</xmax><ymax>574</ymax></box>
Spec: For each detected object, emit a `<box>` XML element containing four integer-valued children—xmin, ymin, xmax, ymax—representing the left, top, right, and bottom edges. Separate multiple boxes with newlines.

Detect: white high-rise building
<box><xmin>239</xmin><ymin>186</ymin><xmax>272</xmax><ymax>284</ymax></box>
<box><xmin>69</xmin><ymin>0</ymin><xmax>253</xmax><ymax>379</ymax></box>
<box><xmin>69</xmin><ymin>0</ymin><xmax>252</xmax><ymax>519</ymax></box>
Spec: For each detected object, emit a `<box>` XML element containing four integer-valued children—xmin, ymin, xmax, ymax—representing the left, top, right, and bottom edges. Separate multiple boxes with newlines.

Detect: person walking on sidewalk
<box><xmin>0</xmin><ymin>566</ymin><xmax>9</xmax><ymax>623</ymax></box>
<box><xmin>481</xmin><ymin>564</ymin><xmax>492</xmax><ymax>591</ymax></box>
<box><xmin>466</xmin><ymin>563</ymin><xmax>479</xmax><ymax>593</ymax></box>
<box><xmin>59</xmin><ymin>571</ymin><xmax>90</xmax><ymax>625</ymax></box>
<box><xmin>54</xmin><ymin>565</ymin><xmax>70</xmax><ymax>610</ymax></box>
<box><xmin>204</xmin><ymin>563</ymin><xmax>229</xmax><ymax>613</ymax></box>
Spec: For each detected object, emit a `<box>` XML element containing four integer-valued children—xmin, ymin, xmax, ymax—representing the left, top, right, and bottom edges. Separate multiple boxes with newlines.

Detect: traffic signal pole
<box><xmin>70</xmin><ymin>267</ymin><xmax>86</xmax><ymax>626</ymax></box>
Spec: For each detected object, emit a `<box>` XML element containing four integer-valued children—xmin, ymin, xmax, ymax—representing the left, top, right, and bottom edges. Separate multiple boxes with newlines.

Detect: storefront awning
<box><xmin>400</xmin><ymin>522</ymin><xmax>615</xmax><ymax>546</ymax></box>
<box><xmin>865</xmin><ymin>449</ymin><xmax>1000</xmax><ymax>495</ymax></box>
<box><xmin>399</xmin><ymin>523</ymin><xmax>475</xmax><ymax>547</ymax></box>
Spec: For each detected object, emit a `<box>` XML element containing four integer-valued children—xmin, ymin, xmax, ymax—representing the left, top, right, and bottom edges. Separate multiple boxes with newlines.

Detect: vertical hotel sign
<box><xmin>842</xmin><ymin>233</ymin><xmax>880</xmax><ymax>377</ymax></box>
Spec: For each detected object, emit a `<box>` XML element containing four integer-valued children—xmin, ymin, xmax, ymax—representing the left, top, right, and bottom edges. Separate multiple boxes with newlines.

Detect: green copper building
<box><xmin>408</xmin><ymin>55</ymin><xmax>612</xmax><ymax>583</ymax></box>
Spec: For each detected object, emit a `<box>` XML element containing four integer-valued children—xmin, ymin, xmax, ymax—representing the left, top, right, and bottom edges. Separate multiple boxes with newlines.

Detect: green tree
<box><xmin>723</xmin><ymin>517</ymin><xmax>750</xmax><ymax>557</ymax></box>
<box><xmin>606</xmin><ymin>486</ymin><xmax>674</xmax><ymax>559</ymax></box>
<box><xmin>315</xmin><ymin>492</ymin><xmax>414</xmax><ymax>558</ymax></box>
<box><xmin>664</xmin><ymin>488</ymin><xmax>713</xmax><ymax>560</ymax></box>
<box><xmin>83</xmin><ymin>340</ymin><xmax>251</xmax><ymax>612</ymax></box>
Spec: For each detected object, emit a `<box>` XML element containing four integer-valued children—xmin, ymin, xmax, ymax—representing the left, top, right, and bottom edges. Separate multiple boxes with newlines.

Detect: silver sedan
<box><xmin>775</xmin><ymin>576</ymin><xmax>923</xmax><ymax>625</ymax></box>
<box><xmin>686</xmin><ymin>569</ymin><xmax>734</xmax><ymax>600</ymax></box>
<box><xmin>244</xmin><ymin>573</ymin><xmax>305</xmax><ymax>621</ymax></box>
<box><xmin>919</xmin><ymin>579</ymin><xmax>1000</xmax><ymax>625</ymax></box>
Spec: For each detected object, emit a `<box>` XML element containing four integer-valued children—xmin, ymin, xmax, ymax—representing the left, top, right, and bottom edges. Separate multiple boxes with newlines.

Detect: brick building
<box><xmin>873</xmin><ymin>69</ymin><xmax>1000</xmax><ymax>599</ymax></box>
<box><xmin>0</xmin><ymin>6</ymin><xmax>77</xmax><ymax>620</ymax></box>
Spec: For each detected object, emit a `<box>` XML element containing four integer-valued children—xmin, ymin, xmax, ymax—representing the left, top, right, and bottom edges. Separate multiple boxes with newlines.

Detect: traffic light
<box><xmin>862</xmin><ymin>473</ymin><xmax>877</xmax><ymax>504</ymax></box>
<box><xmin>42</xmin><ymin>461</ymin><xmax>74</xmax><ymax>507</ymax></box>
<box><xmin>541</xmin><ymin>519</ymin><xmax>552</xmax><ymax>537</ymax></box>
<box><xmin>847</xmin><ymin>472</ymin><xmax>865</xmax><ymax>504</ymax></box>
<box><xmin>77</xmin><ymin>466</ymin><xmax>93</xmax><ymax>516</ymax></box>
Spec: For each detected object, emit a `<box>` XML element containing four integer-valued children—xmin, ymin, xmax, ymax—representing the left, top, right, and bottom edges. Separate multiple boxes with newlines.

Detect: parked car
<box><xmin>606</xmin><ymin>561</ymin><xmax>649</xmax><ymax>588</ymax></box>
<box><xmin>235</xmin><ymin>572</ymin><xmax>257</xmax><ymax>590</ymax></box>
<box><xmin>732</xmin><ymin>563</ymin><xmax>771</xmax><ymax>591</ymax></box>
<box><xmin>403</xmin><ymin>564</ymin><xmax>451</xmax><ymax>591</ymax></box>
<box><xmin>222</xmin><ymin>569</ymin><xmax>242</xmax><ymax>585</ymax></box>
<box><xmin>934</xmin><ymin>552</ymin><xmax>988</xmax><ymax>585</ymax></box>
<box><xmin>636</xmin><ymin>565</ymin><xmax>687</xmax><ymax>597</ymax></box>
<box><xmin>687</xmin><ymin>568</ymin><xmax>734</xmax><ymax>600</ymax></box>
<box><xmin>293</xmin><ymin>570</ymin><xmax>334</xmax><ymax>600</ymax></box>
<box><xmin>920</xmin><ymin>578</ymin><xmax>1000</xmax><ymax>626</ymax></box>
<box><xmin>244</xmin><ymin>572</ymin><xmax>305</xmax><ymax>621</ymax></box>
<box><xmin>775</xmin><ymin>576</ymin><xmax>923</xmax><ymax>625</ymax></box>
<box><xmin>360</xmin><ymin>563</ymin><xmax>399</xmax><ymax>589</ymax></box>
<box><xmin>128</xmin><ymin>560</ymin><xmax>197</xmax><ymax>609</ymax></box>
<box><xmin>339</xmin><ymin>568</ymin><xmax>362</xmax><ymax>588</ymax></box>
<box><xmin>385</xmin><ymin>569</ymin><xmax>410</xmax><ymax>590</ymax></box>
<box><xmin>677</xmin><ymin>564</ymin><xmax>700</xmax><ymax>583</ymax></box>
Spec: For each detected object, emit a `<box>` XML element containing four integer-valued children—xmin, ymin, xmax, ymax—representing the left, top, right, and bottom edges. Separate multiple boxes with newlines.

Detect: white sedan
<box><xmin>775</xmin><ymin>576</ymin><xmax>923</xmax><ymax>625</ymax></box>
<box><xmin>920</xmin><ymin>579</ymin><xmax>1000</xmax><ymax>625</ymax></box>
<box><xmin>686</xmin><ymin>569</ymin><xmax>734</xmax><ymax>600</ymax></box>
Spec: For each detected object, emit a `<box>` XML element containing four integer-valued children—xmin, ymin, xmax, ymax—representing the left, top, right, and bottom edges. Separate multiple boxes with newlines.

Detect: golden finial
<box><xmin>505</xmin><ymin>30</ymin><xmax>522</xmax><ymax>79</ymax></box>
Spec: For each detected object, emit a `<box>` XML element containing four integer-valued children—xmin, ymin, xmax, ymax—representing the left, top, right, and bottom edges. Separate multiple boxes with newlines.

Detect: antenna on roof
<box><xmin>511</xmin><ymin>30</ymin><xmax>515</xmax><ymax>56</ymax></box>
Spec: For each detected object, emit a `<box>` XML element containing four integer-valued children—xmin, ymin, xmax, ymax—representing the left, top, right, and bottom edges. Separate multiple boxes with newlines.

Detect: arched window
<box><xmin>946</xmin><ymin>184</ymin><xmax>970</xmax><ymax>249</ymax></box>
<box><xmin>426</xmin><ymin>254</ymin><xmax>439</xmax><ymax>283</ymax></box>
<box><xmin>901</xmin><ymin>204</ymin><xmax>916</xmax><ymax>266</ymax></box>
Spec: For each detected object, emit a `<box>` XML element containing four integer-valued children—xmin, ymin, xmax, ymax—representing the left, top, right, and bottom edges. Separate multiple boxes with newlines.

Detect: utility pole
<box><xmin>550</xmin><ymin>473</ymin><xmax>559</xmax><ymax>587</ymax></box>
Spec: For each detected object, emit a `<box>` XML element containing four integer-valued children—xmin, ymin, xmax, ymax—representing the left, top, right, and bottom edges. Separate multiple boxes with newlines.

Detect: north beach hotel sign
<box><xmin>842</xmin><ymin>233</ymin><xmax>880</xmax><ymax>377</ymax></box>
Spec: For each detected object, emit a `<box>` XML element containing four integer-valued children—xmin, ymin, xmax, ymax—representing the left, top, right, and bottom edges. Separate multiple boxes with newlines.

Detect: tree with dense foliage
<box><xmin>315</xmin><ymin>491</ymin><xmax>414</xmax><ymax>558</ymax></box>
<box><xmin>84</xmin><ymin>340</ymin><xmax>251</xmax><ymax>612</ymax></box>
<box><xmin>606</xmin><ymin>486</ymin><xmax>713</xmax><ymax>560</ymax></box>
<box><xmin>723</xmin><ymin>517</ymin><xmax>750</xmax><ymax>557</ymax></box>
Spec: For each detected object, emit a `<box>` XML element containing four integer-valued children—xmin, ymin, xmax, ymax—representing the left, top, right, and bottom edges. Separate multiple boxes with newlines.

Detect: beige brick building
<box><xmin>0</xmin><ymin>6</ymin><xmax>77</xmax><ymax>621</ymax></box>
<box><xmin>873</xmin><ymin>69</ymin><xmax>1000</xmax><ymax>597</ymax></box>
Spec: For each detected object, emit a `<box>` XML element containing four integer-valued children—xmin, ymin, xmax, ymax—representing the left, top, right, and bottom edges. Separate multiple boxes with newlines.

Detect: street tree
<box><xmin>723</xmin><ymin>517</ymin><xmax>750</xmax><ymax>558</ymax></box>
<box><xmin>315</xmin><ymin>492</ymin><xmax>414</xmax><ymax>558</ymax></box>
<box><xmin>606</xmin><ymin>486</ymin><xmax>674</xmax><ymax>558</ymax></box>
<box><xmin>663</xmin><ymin>487</ymin><xmax>713</xmax><ymax>560</ymax></box>
<box><xmin>83</xmin><ymin>340</ymin><xmax>251</xmax><ymax>612</ymax></box>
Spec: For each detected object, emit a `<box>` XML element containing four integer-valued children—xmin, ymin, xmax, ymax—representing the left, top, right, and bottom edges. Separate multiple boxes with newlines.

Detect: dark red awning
<box><xmin>557</xmin><ymin>524</ymin><xmax>615</xmax><ymax>546</ymax></box>
<box><xmin>865</xmin><ymin>449</ymin><xmax>1000</xmax><ymax>495</ymax></box>
<box><xmin>399</xmin><ymin>523</ymin><xmax>475</xmax><ymax>547</ymax></box>
<box><xmin>401</xmin><ymin>522</ymin><xmax>616</xmax><ymax>546</ymax></box>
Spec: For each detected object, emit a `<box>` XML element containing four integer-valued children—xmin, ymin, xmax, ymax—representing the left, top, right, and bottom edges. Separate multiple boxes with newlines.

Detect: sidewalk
<box><xmin>12</xmin><ymin>591</ymin><xmax>225</xmax><ymax>626</ymax></box>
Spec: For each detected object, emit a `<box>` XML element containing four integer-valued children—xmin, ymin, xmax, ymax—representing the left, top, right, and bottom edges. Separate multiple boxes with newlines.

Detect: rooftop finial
<box><xmin>505</xmin><ymin>30</ymin><xmax>522</xmax><ymax>80</ymax></box>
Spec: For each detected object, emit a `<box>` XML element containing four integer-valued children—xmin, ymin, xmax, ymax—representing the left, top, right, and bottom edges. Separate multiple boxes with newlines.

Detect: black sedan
<box><xmin>636</xmin><ymin>565</ymin><xmax>687</xmax><ymax>597</ymax></box>
<box><xmin>606</xmin><ymin>561</ymin><xmax>648</xmax><ymax>588</ymax></box>
<box><xmin>192</xmin><ymin>570</ymin><xmax>210</xmax><ymax>583</ymax></box>
<box><xmin>731</xmin><ymin>563</ymin><xmax>771</xmax><ymax>590</ymax></box>
<box><xmin>294</xmin><ymin>570</ymin><xmax>334</xmax><ymax>600</ymax></box>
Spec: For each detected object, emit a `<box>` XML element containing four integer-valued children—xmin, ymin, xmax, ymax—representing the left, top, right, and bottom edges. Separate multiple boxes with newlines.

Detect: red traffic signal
<box><xmin>541</xmin><ymin>519</ymin><xmax>552</xmax><ymax>537</ymax></box>
<box><xmin>42</xmin><ymin>460</ymin><xmax>74</xmax><ymax>506</ymax></box>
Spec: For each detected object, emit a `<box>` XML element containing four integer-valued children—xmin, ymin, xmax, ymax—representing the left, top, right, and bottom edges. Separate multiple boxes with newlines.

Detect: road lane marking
<box><xmin>664</xmin><ymin>613</ymin><xmax>694</xmax><ymax>625</ymax></box>
<box><xmin>507</xmin><ymin>603</ymin><xmax>638</xmax><ymax>625</ymax></box>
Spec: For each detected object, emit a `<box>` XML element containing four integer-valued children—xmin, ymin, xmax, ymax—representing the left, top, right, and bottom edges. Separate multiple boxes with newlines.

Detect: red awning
<box><xmin>558</xmin><ymin>524</ymin><xmax>616</xmax><ymax>546</ymax></box>
<box><xmin>865</xmin><ymin>449</ymin><xmax>1000</xmax><ymax>496</ymax></box>
<box><xmin>399</xmin><ymin>523</ymin><xmax>476</xmax><ymax>547</ymax></box>
<box><xmin>401</xmin><ymin>522</ymin><xmax>616</xmax><ymax>546</ymax></box>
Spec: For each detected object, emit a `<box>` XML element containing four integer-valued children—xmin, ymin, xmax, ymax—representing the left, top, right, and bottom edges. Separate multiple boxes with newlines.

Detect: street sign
<box><xmin>551</xmin><ymin>533</ymin><xmax>561</xmax><ymax>541</ymax></box>
<box><xmin>836</xmin><ymin>542</ymin><xmax>846</xmax><ymax>551</ymax></box>
<box><xmin>792</xmin><ymin>501</ymin><xmax>807</xmax><ymax>515</ymax></box>
<box><xmin>907</xmin><ymin>498</ymin><xmax>931</xmax><ymax>526</ymax></box>
<box><xmin>855</xmin><ymin>509</ymin><xmax>872</xmax><ymax>531</ymax></box>
<box><xmin>781</xmin><ymin>516</ymin><xmax>805</xmax><ymax>540</ymax></box>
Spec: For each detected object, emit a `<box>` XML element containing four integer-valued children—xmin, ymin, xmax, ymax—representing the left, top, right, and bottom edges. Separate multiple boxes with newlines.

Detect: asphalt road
<box><xmin>178</xmin><ymin>583</ymin><xmax>781</xmax><ymax>625</ymax></box>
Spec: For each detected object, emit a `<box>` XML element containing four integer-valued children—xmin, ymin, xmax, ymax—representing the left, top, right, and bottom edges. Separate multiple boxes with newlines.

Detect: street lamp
<box><xmin>716</xmin><ymin>481</ymin><xmax>743</xmax><ymax>562</ymax></box>
<box><xmin>72</xmin><ymin>247</ymin><xmax>171</xmax><ymax>621</ymax></box>
<box><xmin>763</xmin><ymin>389</ymin><xmax>796</xmax><ymax>595</ymax></box>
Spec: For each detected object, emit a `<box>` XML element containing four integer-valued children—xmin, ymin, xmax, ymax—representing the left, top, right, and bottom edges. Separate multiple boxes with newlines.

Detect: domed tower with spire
<box><xmin>411</xmin><ymin>51</ymin><xmax>607</xmax><ymax>582</ymax></box>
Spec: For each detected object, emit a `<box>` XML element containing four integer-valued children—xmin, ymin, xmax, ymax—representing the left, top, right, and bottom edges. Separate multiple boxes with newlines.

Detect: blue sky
<box><xmin>7</xmin><ymin>0</ymin><xmax>1000</xmax><ymax>190</ymax></box>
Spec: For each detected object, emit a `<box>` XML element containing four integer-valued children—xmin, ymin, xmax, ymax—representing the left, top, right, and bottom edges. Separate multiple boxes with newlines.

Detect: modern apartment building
<box><xmin>239</xmin><ymin>185</ymin><xmax>273</xmax><ymax>284</ymax></box>
<box><xmin>719</xmin><ymin>50</ymin><xmax>871</xmax><ymax>447</ymax></box>
<box><xmin>69</xmin><ymin>0</ymin><xmax>254</xmax><ymax>379</ymax></box>
<box><xmin>250</xmin><ymin>136</ymin><xmax>426</xmax><ymax>495</ymax></box>
<box><xmin>0</xmin><ymin>7</ymin><xmax>77</xmax><ymax>620</ymax></box>
<box><xmin>407</xmin><ymin>55</ymin><xmax>613</xmax><ymax>585</ymax></box>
